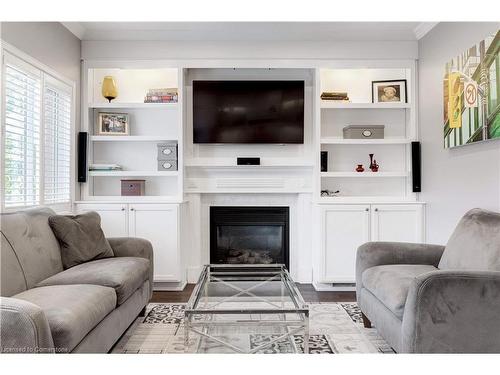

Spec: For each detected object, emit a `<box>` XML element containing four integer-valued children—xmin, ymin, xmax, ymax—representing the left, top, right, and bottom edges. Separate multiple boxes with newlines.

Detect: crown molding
<box><xmin>414</xmin><ymin>22</ymin><xmax>438</xmax><ymax>40</ymax></box>
<box><xmin>61</xmin><ymin>22</ymin><xmax>86</xmax><ymax>40</ymax></box>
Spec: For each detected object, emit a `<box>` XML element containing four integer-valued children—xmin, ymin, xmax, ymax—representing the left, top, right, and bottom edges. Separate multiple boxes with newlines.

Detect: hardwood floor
<box><xmin>151</xmin><ymin>284</ymin><xmax>356</xmax><ymax>303</ymax></box>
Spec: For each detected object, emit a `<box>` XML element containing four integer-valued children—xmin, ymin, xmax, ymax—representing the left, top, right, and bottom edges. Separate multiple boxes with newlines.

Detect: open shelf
<box><xmin>89</xmin><ymin>102</ymin><xmax>178</xmax><ymax>109</ymax></box>
<box><xmin>320</xmin><ymin>137</ymin><xmax>411</xmax><ymax>145</ymax></box>
<box><xmin>320</xmin><ymin>101</ymin><xmax>410</xmax><ymax>109</ymax></box>
<box><xmin>185</xmin><ymin>158</ymin><xmax>314</xmax><ymax>169</ymax></box>
<box><xmin>91</xmin><ymin>135</ymin><xmax>177</xmax><ymax>142</ymax></box>
<box><xmin>321</xmin><ymin>172</ymin><xmax>408</xmax><ymax>178</ymax></box>
<box><xmin>89</xmin><ymin>170</ymin><xmax>179</xmax><ymax>177</ymax></box>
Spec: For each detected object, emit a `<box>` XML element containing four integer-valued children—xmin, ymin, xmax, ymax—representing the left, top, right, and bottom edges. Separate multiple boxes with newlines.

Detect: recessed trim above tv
<box><xmin>193</xmin><ymin>80</ymin><xmax>305</xmax><ymax>144</ymax></box>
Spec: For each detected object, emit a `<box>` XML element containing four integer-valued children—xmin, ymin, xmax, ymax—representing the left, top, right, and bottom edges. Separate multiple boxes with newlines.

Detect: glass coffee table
<box><xmin>184</xmin><ymin>264</ymin><xmax>309</xmax><ymax>353</ymax></box>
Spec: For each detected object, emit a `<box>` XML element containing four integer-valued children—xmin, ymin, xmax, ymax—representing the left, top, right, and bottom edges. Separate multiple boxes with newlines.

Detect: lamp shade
<box><xmin>102</xmin><ymin>76</ymin><xmax>118</xmax><ymax>102</ymax></box>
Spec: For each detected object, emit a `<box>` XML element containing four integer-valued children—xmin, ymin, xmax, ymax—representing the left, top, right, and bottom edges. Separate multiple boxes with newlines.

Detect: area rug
<box><xmin>112</xmin><ymin>302</ymin><xmax>394</xmax><ymax>354</ymax></box>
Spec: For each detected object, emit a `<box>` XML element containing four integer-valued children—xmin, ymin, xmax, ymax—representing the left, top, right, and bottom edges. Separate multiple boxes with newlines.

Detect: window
<box><xmin>2</xmin><ymin>50</ymin><xmax>74</xmax><ymax>210</ymax></box>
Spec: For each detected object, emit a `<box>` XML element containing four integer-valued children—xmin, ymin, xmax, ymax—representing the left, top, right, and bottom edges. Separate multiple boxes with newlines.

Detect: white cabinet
<box><xmin>371</xmin><ymin>204</ymin><xmax>424</xmax><ymax>243</ymax></box>
<box><xmin>128</xmin><ymin>204</ymin><xmax>180</xmax><ymax>282</ymax></box>
<box><xmin>319</xmin><ymin>203</ymin><xmax>424</xmax><ymax>283</ymax></box>
<box><xmin>76</xmin><ymin>203</ymin><xmax>128</xmax><ymax>237</ymax></box>
<box><xmin>75</xmin><ymin>202</ymin><xmax>183</xmax><ymax>284</ymax></box>
<box><xmin>321</xmin><ymin>205</ymin><xmax>371</xmax><ymax>283</ymax></box>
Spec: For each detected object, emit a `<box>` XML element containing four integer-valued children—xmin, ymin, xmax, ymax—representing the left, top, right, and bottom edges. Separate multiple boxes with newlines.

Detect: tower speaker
<box><xmin>77</xmin><ymin>132</ymin><xmax>88</xmax><ymax>183</ymax></box>
<box><xmin>411</xmin><ymin>141</ymin><xmax>421</xmax><ymax>192</ymax></box>
<box><xmin>320</xmin><ymin>151</ymin><xmax>328</xmax><ymax>172</ymax></box>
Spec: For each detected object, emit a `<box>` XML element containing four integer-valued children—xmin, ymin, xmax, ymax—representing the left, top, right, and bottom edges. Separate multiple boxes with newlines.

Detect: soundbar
<box><xmin>237</xmin><ymin>157</ymin><xmax>260</xmax><ymax>166</ymax></box>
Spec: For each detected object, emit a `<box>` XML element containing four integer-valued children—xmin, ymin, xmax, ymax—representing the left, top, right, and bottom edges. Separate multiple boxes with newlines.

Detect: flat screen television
<box><xmin>193</xmin><ymin>80</ymin><xmax>304</xmax><ymax>144</ymax></box>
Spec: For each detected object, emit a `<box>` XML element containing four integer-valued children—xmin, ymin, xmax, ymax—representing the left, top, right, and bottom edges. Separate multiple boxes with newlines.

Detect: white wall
<box><xmin>82</xmin><ymin>40</ymin><xmax>418</xmax><ymax>60</ymax></box>
<box><xmin>419</xmin><ymin>22</ymin><xmax>500</xmax><ymax>244</ymax></box>
<box><xmin>1</xmin><ymin>22</ymin><xmax>81</xmax><ymax>89</ymax></box>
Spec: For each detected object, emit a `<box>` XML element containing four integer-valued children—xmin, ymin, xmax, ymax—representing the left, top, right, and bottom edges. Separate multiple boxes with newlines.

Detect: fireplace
<box><xmin>210</xmin><ymin>206</ymin><xmax>289</xmax><ymax>269</ymax></box>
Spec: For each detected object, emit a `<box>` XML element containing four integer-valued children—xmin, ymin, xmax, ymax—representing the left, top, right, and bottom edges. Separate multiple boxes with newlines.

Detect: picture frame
<box><xmin>97</xmin><ymin>112</ymin><xmax>130</xmax><ymax>135</ymax></box>
<box><xmin>372</xmin><ymin>79</ymin><xmax>407</xmax><ymax>104</ymax></box>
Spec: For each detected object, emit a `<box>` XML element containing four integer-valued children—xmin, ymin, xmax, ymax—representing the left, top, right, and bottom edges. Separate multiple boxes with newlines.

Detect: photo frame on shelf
<box><xmin>97</xmin><ymin>112</ymin><xmax>130</xmax><ymax>135</ymax></box>
<box><xmin>372</xmin><ymin>79</ymin><xmax>407</xmax><ymax>104</ymax></box>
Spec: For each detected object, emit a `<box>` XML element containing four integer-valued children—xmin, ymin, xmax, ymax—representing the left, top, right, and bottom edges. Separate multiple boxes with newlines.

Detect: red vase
<box><xmin>356</xmin><ymin>164</ymin><xmax>364</xmax><ymax>172</ymax></box>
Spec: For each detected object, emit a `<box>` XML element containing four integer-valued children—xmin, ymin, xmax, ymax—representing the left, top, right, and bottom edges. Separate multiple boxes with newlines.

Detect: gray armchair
<box><xmin>356</xmin><ymin>208</ymin><xmax>500</xmax><ymax>353</ymax></box>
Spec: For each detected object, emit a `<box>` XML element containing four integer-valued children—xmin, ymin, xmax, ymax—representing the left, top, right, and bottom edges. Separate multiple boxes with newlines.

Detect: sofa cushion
<box><xmin>362</xmin><ymin>264</ymin><xmax>437</xmax><ymax>319</ymax></box>
<box><xmin>14</xmin><ymin>284</ymin><xmax>116</xmax><ymax>352</ymax></box>
<box><xmin>439</xmin><ymin>208</ymin><xmax>500</xmax><ymax>271</ymax></box>
<box><xmin>48</xmin><ymin>211</ymin><xmax>114</xmax><ymax>269</ymax></box>
<box><xmin>1</xmin><ymin>208</ymin><xmax>63</xmax><ymax>289</ymax></box>
<box><xmin>36</xmin><ymin>257</ymin><xmax>150</xmax><ymax>305</ymax></box>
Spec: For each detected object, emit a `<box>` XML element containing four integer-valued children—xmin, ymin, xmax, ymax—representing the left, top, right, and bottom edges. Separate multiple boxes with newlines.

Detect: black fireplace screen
<box><xmin>210</xmin><ymin>207</ymin><xmax>289</xmax><ymax>268</ymax></box>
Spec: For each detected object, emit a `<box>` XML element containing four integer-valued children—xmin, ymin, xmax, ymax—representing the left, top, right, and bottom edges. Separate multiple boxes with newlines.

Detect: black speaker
<box><xmin>320</xmin><ymin>151</ymin><xmax>328</xmax><ymax>172</ymax></box>
<box><xmin>237</xmin><ymin>157</ymin><xmax>260</xmax><ymax>166</ymax></box>
<box><xmin>411</xmin><ymin>141</ymin><xmax>421</xmax><ymax>192</ymax></box>
<box><xmin>77</xmin><ymin>132</ymin><xmax>88</xmax><ymax>182</ymax></box>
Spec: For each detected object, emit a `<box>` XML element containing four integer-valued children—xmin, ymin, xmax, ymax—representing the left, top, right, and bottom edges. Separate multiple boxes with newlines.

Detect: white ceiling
<box><xmin>63</xmin><ymin>22</ymin><xmax>436</xmax><ymax>41</ymax></box>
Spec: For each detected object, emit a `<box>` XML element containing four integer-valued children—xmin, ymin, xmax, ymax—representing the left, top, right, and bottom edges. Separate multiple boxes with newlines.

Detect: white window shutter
<box><xmin>43</xmin><ymin>77</ymin><xmax>72</xmax><ymax>205</ymax></box>
<box><xmin>3</xmin><ymin>62</ymin><xmax>42</xmax><ymax>208</ymax></box>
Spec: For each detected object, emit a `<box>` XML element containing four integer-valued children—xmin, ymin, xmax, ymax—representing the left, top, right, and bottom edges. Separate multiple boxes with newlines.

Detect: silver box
<box><xmin>157</xmin><ymin>160</ymin><xmax>178</xmax><ymax>171</ymax></box>
<box><xmin>157</xmin><ymin>143</ymin><xmax>177</xmax><ymax>160</ymax></box>
<box><xmin>343</xmin><ymin>125</ymin><xmax>385</xmax><ymax>139</ymax></box>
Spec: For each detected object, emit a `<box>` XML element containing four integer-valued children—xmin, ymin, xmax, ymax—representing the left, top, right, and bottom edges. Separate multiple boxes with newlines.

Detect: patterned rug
<box><xmin>112</xmin><ymin>302</ymin><xmax>394</xmax><ymax>354</ymax></box>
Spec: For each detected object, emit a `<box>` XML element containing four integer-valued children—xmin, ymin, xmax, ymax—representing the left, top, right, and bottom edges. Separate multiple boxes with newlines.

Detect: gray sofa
<box><xmin>0</xmin><ymin>207</ymin><xmax>154</xmax><ymax>353</ymax></box>
<box><xmin>356</xmin><ymin>208</ymin><xmax>500</xmax><ymax>353</ymax></box>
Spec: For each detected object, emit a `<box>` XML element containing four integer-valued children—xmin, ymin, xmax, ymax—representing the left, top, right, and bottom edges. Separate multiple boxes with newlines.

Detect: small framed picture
<box><xmin>372</xmin><ymin>80</ymin><xmax>407</xmax><ymax>104</ymax></box>
<box><xmin>97</xmin><ymin>112</ymin><xmax>129</xmax><ymax>135</ymax></box>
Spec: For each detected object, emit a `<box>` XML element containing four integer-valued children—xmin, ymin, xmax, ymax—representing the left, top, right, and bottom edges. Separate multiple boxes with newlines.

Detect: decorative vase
<box><xmin>102</xmin><ymin>76</ymin><xmax>118</xmax><ymax>103</ymax></box>
<box><xmin>356</xmin><ymin>164</ymin><xmax>364</xmax><ymax>172</ymax></box>
<box><xmin>369</xmin><ymin>153</ymin><xmax>380</xmax><ymax>172</ymax></box>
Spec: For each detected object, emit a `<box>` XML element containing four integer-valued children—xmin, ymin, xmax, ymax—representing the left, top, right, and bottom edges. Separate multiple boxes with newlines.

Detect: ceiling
<box><xmin>63</xmin><ymin>22</ymin><xmax>436</xmax><ymax>42</ymax></box>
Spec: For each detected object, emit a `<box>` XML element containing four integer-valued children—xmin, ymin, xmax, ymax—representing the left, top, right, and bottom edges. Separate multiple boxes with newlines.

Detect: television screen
<box><xmin>193</xmin><ymin>80</ymin><xmax>304</xmax><ymax>144</ymax></box>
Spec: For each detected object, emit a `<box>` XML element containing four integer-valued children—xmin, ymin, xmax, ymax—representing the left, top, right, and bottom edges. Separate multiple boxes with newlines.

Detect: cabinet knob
<box><xmin>365</xmin><ymin>208</ymin><xmax>369</xmax><ymax>212</ymax></box>
<box><xmin>121</xmin><ymin>207</ymin><xmax>125</xmax><ymax>211</ymax></box>
<box><xmin>130</xmin><ymin>208</ymin><xmax>135</xmax><ymax>211</ymax></box>
<box><xmin>374</xmin><ymin>208</ymin><xmax>379</xmax><ymax>212</ymax></box>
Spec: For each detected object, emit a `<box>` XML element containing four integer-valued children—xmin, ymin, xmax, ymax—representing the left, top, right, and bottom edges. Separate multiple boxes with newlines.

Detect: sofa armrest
<box><xmin>356</xmin><ymin>242</ymin><xmax>445</xmax><ymax>302</ymax></box>
<box><xmin>402</xmin><ymin>270</ymin><xmax>500</xmax><ymax>353</ymax></box>
<box><xmin>0</xmin><ymin>297</ymin><xmax>54</xmax><ymax>353</ymax></box>
<box><xmin>108</xmin><ymin>237</ymin><xmax>154</xmax><ymax>299</ymax></box>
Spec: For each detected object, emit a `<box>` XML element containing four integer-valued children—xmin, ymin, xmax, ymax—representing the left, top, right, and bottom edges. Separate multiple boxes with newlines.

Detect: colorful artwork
<box><xmin>443</xmin><ymin>30</ymin><xmax>500</xmax><ymax>148</ymax></box>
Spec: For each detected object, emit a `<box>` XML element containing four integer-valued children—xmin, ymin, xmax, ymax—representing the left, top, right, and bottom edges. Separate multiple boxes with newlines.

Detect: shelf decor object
<box><xmin>343</xmin><ymin>125</ymin><xmax>385</xmax><ymax>139</ymax></box>
<box><xmin>369</xmin><ymin>154</ymin><xmax>379</xmax><ymax>172</ymax></box>
<box><xmin>97</xmin><ymin>112</ymin><xmax>130</xmax><ymax>135</ymax></box>
<box><xmin>371</xmin><ymin>79</ymin><xmax>407</xmax><ymax>104</ymax></box>
<box><xmin>121</xmin><ymin>179</ymin><xmax>145</xmax><ymax>196</ymax></box>
<box><xmin>102</xmin><ymin>76</ymin><xmax>118</xmax><ymax>102</ymax></box>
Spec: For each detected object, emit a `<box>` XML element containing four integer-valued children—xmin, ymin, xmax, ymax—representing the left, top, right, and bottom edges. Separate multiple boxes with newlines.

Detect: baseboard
<box><xmin>312</xmin><ymin>281</ymin><xmax>356</xmax><ymax>292</ymax></box>
<box><xmin>153</xmin><ymin>280</ymin><xmax>187</xmax><ymax>291</ymax></box>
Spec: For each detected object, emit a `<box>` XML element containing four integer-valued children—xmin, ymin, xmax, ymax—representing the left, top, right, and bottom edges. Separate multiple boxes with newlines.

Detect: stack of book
<box><xmin>89</xmin><ymin>163</ymin><xmax>122</xmax><ymax>171</ymax></box>
<box><xmin>321</xmin><ymin>92</ymin><xmax>350</xmax><ymax>101</ymax></box>
<box><xmin>144</xmin><ymin>88</ymin><xmax>178</xmax><ymax>103</ymax></box>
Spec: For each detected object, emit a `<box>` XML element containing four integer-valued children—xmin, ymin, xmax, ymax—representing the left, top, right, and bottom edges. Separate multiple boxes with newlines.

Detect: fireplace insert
<box><xmin>210</xmin><ymin>206</ymin><xmax>289</xmax><ymax>269</ymax></box>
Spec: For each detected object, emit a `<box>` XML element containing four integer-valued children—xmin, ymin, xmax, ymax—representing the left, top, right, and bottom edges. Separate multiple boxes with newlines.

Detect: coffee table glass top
<box><xmin>185</xmin><ymin>264</ymin><xmax>308</xmax><ymax>313</ymax></box>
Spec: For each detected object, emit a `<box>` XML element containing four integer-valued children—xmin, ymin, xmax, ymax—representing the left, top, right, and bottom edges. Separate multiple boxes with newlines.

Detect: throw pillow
<box><xmin>48</xmin><ymin>211</ymin><xmax>114</xmax><ymax>269</ymax></box>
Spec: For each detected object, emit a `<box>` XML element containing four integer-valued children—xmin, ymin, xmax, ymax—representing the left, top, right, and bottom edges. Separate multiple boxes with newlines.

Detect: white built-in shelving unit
<box><xmin>315</xmin><ymin>63</ymin><xmax>418</xmax><ymax>203</ymax></box>
<box><xmin>81</xmin><ymin>63</ymin><xmax>183</xmax><ymax>202</ymax></box>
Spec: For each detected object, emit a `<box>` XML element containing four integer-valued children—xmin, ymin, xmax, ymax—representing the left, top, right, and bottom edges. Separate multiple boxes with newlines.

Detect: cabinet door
<box><xmin>371</xmin><ymin>204</ymin><xmax>424</xmax><ymax>243</ymax></box>
<box><xmin>129</xmin><ymin>204</ymin><xmax>180</xmax><ymax>282</ymax></box>
<box><xmin>75</xmin><ymin>203</ymin><xmax>128</xmax><ymax>237</ymax></box>
<box><xmin>321</xmin><ymin>205</ymin><xmax>370</xmax><ymax>283</ymax></box>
